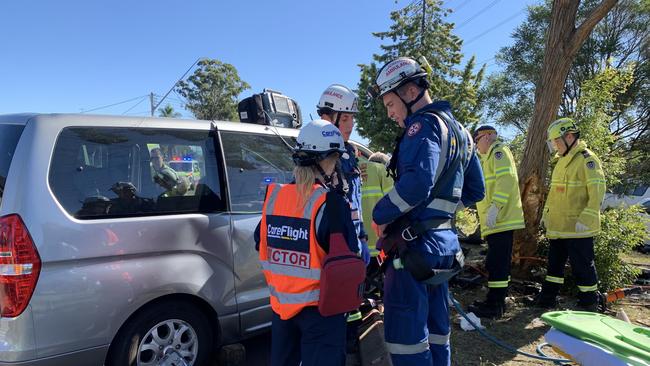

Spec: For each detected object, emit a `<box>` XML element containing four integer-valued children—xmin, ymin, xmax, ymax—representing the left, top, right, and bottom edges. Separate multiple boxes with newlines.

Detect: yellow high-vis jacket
<box><xmin>543</xmin><ymin>140</ymin><xmax>606</xmax><ymax>239</ymax></box>
<box><xmin>360</xmin><ymin>160</ymin><xmax>394</xmax><ymax>255</ymax></box>
<box><xmin>476</xmin><ymin>142</ymin><xmax>525</xmax><ymax>238</ymax></box>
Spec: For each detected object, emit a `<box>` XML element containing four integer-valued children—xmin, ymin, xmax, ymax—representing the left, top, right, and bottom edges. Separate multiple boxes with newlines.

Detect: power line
<box><xmin>80</xmin><ymin>95</ymin><xmax>148</xmax><ymax>113</ymax></box>
<box><xmin>456</xmin><ymin>0</ymin><xmax>501</xmax><ymax>29</ymax></box>
<box><xmin>465</xmin><ymin>9</ymin><xmax>526</xmax><ymax>45</ymax></box>
<box><xmin>453</xmin><ymin>0</ymin><xmax>472</xmax><ymax>12</ymax></box>
<box><xmin>122</xmin><ymin>96</ymin><xmax>148</xmax><ymax>115</ymax></box>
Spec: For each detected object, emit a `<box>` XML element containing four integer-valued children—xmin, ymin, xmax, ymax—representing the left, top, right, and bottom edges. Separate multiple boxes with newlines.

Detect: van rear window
<box><xmin>0</xmin><ymin>125</ymin><xmax>25</xmax><ymax>202</ymax></box>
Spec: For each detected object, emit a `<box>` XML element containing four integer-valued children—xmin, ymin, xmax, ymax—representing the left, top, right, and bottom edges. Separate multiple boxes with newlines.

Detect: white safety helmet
<box><xmin>317</xmin><ymin>84</ymin><xmax>359</xmax><ymax>115</ymax></box>
<box><xmin>293</xmin><ymin>119</ymin><xmax>346</xmax><ymax>166</ymax></box>
<box><xmin>369</xmin><ymin>57</ymin><xmax>429</xmax><ymax>98</ymax></box>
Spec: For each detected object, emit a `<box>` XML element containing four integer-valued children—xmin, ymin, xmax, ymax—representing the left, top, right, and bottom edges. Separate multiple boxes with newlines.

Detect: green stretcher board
<box><xmin>542</xmin><ymin>311</ymin><xmax>650</xmax><ymax>364</ymax></box>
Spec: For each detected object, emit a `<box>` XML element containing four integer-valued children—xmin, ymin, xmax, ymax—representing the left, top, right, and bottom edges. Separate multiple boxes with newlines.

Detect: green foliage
<box><xmin>455</xmin><ymin>207</ymin><xmax>479</xmax><ymax>238</ymax></box>
<box><xmin>356</xmin><ymin>0</ymin><xmax>485</xmax><ymax>152</ymax></box>
<box><xmin>176</xmin><ymin>59</ymin><xmax>250</xmax><ymax>121</ymax></box>
<box><xmin>575</xmin><ymin>66</ymin><xmax>634</xmax><ymax>187</ymax></box>
<box><xmin>158</xmin><ymin>104</ymin><xmax>181</xmax><ymax>118</ymax></box>
<box><xmin>593</xmin><ymin>206</ymin><xmax>647</xmax><ymax>291</ymax></box>
<box><xmin>482</xmin><ymin>0</ymin><xmax>649</xmax><ymax>145</ymax></box>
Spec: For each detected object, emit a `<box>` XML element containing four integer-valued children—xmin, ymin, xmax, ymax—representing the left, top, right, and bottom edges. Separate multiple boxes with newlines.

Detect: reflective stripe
<box><xmin>347</xmin><ymin>311</ymin><xmax>362</xmax><ymax>322</ymax></box>
<box><xmin>546</xmin><ymin>230</ymin><xmax>598</xmax><ymax>238</ymax></box>
<box><xmin>265</xmin><ymin>184</ymin><xmax>283</xmax><ymax>215</ymax></box>
<box><xmin>303</xmin><ymin>187</ymin><xmax>328</xmax><ymax>219</ymax></box>
<box><xmin>426</xmin><ymin>198</ymin><xmax>457</xmax><ymax>213</ymax></box>
<box><xmin>385</xmin><ymin>340</ymin><xmax>429</xmax><ymax>355</ymax></box>
<box><xmin>428</xmin><ymin>332</ymin><xmax>450</xmax><ymax>345</ymax></box>
<box><xmin>434</xmin><ymin>117</ymin><xmax>449</xmax><ymax>183</ymax></box>
<box><xmin>363</xmin><ymin>193</ymin><xmax>384</xmax><ymax>198</ymax></box>
<box><xmin>452</xmin><ymin>187</ymin><xmax>462</xmax><ymax>198</ymax></box>
<box><xmin>388</xmin><ymin>188</ymin><xmax>413</xmax><ymax>213</ymax></box>
<box><xmin>484</xmin><ymin>175</ymin><xmax>496</xmax><ymax>181</ymax></box>
<box><xmin>587</xmin><ymin>179</ymin><xmax>606</xmax><ymax>186</ymax></box>
<box><xmin>488</xmin><ymin>280</ymin><xmax>509</xmax><ymax>288</ymax></box>
<box><xmin>361</xmin><ymin>186</ymin><xmax>381</xmax><ymax>193</ymax></box>
<box><xmin>495</xmin><ymin>167</ymin><xmax>511</xmax><ymax>177</ymax></box>
<box><xmin>582</xmin><ymin>208</ymin><xmax>599</xmax><ymax>217</ymax></box>
<box><xmin>260</xmin><ymin>261</ymin><xmax>321</xmax><ymax>280</ymax></box>
<box><xmin>546</xmin><ymin>275</ymin><xmax>564</xmax><ymax>284</ymax></box>
<box><xmin>315</xmin><ymin>204</ymin><xmax>325</xmax><ymax>233</ymax></box>
<box><xmin>269</xmin><ymin>285</ymin><xmax>320</xmax><ymax>304</ymax></box>
<box><xmin>578</xmin><ymin>284</ymin><xmax>598</xmax><ymax>292</ymax></box>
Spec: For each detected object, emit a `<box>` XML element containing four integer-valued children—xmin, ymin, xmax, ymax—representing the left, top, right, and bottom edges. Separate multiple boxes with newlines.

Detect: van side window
<box><xmin>0</xmin><ymin>125</ymin><xmax>25</xmax><ymax>204</ymax></box>
<box><xmin>221</xmin><ymin>131</ymin><xmax>296</xmax><ymax>212</ymax></box>
<box><xmin>49</xmin><ymin>127</ymin><xmax>225</xmax><ymax>219</ymax></box>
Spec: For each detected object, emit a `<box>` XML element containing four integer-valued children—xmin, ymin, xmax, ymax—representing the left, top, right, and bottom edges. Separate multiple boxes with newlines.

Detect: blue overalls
<box><xmin>372</xmin><ymin>101</ymin><xmax>485</xmax><ymax>366</ymax></box>
<box><xmin>341</xmin><ymin>142</ymin><xmax>367</xmax><ymax>246</ymax></box>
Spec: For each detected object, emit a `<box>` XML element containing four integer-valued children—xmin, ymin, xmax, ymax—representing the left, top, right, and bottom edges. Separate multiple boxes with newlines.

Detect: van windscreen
<box><xmin>0</xmin><ymin>125</ymin><xmax>25</xmax><ymax>202</ymax></box>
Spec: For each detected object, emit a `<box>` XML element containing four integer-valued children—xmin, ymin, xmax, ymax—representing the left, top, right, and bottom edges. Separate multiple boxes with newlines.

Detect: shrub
<box><xmin>593</xmin><ymin>205</ymin><xmax>647</xmax><ymax>292</ymax></box>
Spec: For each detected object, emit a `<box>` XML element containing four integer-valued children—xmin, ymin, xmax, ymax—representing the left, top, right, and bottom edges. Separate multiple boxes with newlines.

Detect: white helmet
<box><xmin>317</xmin><ymin>84</ymin><xmax>359</xmax><ymax>115</ymax></box>
<box><xmin>369</xmin><ymin>57</ymin><xmax>429</xmax><ymax>98</ymax></box>
<box><xmin>293</xmin><ymin>119</ymin><xmax>346</xmax><ymax>166</ymax></box>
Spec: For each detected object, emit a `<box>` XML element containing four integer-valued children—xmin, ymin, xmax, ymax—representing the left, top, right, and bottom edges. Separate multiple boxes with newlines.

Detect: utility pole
<box><xmin>421</xmin><ymin>0</ymin><xmax>426</xmax><ymax>48</ymax></box>
<box><xmin>150</xmin><ymin>93</ymin><xmax>155</xmax><ymax>116</ymax></box>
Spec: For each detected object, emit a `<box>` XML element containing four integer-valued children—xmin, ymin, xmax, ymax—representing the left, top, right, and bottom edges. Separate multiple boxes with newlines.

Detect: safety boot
<box><xmin>468</xmin><ymin>300</ymin><xmax>506</xmax><ymax>319</ymax></box>
<box><xmin>524</xmin><ymin>293</ymin><xmax>558</xmax><ymax>309</ymax></box>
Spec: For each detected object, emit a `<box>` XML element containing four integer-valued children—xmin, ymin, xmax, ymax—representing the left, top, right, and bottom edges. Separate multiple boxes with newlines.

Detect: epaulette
<box><xmin>581</xmin><ymin>150</ymin><xmax>591</xmax><ymax>158</ymax></box>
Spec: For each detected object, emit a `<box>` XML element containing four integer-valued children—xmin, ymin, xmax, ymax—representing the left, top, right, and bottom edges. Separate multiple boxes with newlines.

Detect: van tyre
<box><xmin>106</xmin><ymin>301</ymin><xmax>215</xmax><ymax>366</ymax></box>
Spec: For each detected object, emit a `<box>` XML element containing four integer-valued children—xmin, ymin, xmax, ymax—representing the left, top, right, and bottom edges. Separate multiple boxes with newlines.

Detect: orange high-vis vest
<box><xmin>259</xmin><ymin>183</ymin><xmax>328</xmax><ymax>320</ymax></box>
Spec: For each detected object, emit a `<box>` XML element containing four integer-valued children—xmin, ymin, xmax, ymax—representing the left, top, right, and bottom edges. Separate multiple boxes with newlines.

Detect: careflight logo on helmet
<box><xmin>292</xmin><ymin>119</ymin><xmax>346</xmax><ymax>167</ymax></box>
<box><xmin>321</xmin><ymin>129</ymin><xmax>341</xmax><ymax>137</ymax></box>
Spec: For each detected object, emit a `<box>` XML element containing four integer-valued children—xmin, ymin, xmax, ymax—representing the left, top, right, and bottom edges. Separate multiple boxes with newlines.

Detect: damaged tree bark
<box><xmin>513</xmin><ymin>0</ymin><xmax>619</xmax><ymax>276</ymax></box>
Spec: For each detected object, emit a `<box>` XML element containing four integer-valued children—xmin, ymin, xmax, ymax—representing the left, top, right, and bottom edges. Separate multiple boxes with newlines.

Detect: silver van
<box><xmin>0</xmin><ymin>113</ymin><xmax>370</xmax><ymax>366</ymax></box>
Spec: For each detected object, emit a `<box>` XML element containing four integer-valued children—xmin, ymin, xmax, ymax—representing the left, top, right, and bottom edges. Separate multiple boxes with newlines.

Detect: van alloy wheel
<box><xmin>106</xmin><ymin>302</ymin><xmax>214</xmax><ymax>366</ymax></box>
<box><xmin>138</xmin><ymin>318</ymin><xmax>198</xmax><ymax>366</ymax></box>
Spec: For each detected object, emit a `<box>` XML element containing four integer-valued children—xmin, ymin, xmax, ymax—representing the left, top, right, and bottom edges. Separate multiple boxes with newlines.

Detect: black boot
<box><xmin>525</xmin><ymin>292</ymin><xmax>558</xmax><ymax>309</ymax></box>
<box><xmin>468</xmin><ymin>300</ymin><xmax>506</xmax><ymax>319</ymax></box>
<box><xmin>469</xmin><ymin>288</ymin><xmax>507</xmax><ymax>318</ymax></box>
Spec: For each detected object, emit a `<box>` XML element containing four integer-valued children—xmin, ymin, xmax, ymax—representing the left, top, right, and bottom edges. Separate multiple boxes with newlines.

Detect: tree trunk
<box><xmin>513</xmin><ymin>0</ymin><xmax>618</xmax><ymax>277</ymax></box>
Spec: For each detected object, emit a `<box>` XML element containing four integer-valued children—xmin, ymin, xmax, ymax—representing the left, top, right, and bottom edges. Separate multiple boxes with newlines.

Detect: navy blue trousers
<box><xmin>271</xmin><ymin>306</ymin><xmax>346</xmax><ymax>366</ymax></box>
<box><xmin>384</xmin><ymin>253</ymin><xmax>455</xmax><ymax>366</ymax></box>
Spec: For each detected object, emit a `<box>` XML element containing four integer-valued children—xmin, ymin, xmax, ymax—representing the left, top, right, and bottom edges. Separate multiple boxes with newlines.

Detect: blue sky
<box><xmin>0</xmin><ymin>0</ymin><xmax>538</xmax><ymax>143</ymax></box>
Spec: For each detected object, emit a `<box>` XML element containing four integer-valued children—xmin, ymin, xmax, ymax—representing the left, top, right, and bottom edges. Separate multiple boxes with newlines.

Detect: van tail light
<box><xmin>0</xmin><ymin>214</ymin><xmax>41</xmax><ymax>317</ymax></box>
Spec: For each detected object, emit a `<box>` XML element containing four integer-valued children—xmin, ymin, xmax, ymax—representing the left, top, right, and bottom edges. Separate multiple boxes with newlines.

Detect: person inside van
<box><xmin>254</xmin><ymin>119</ymin><xmax>362</xmax><ymax>366</ymax></box>
<box><xmin>150</xmin><ymin>148</ymin><xmax>189</xmax><ymax>197</ymax></box>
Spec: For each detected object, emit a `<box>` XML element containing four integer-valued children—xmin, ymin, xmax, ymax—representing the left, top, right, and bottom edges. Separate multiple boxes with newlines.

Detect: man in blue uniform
<box><xmin>369</xmin><ymin>57</ymin><xmax>485</xmax><ymax>366</ymax></box>
<box><xmin>317</xmin><ymin>84</ymin><xmax>370</xmax><ymax>356</ymax></box>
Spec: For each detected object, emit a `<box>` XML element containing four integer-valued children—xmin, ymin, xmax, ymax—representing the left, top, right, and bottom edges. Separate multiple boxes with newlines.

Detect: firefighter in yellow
<box><xmin>532</xmin><ymin>118</ymin><xmax>606</xmax><ymax>311</ymax></box>
<box><xmin>468</xmin><ymin>126</ymin><xmax>524</xmax><ymax>318</ymax></box>
<box><xmin>360</xmin><ymin>152</ymin><xmax>394</xmax><ymax>257</ymax></box>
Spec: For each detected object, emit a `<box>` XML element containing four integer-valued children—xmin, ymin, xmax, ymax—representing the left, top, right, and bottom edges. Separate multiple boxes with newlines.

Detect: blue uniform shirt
<box><xmin>340</xmin><ymin>142</ymin><xmax>367</xmax><ymax>243</ymax></box>
<box><xmin>372</xmin><ymin>101</ymin><xmax>485</xmax><ymax>256</ymax></box>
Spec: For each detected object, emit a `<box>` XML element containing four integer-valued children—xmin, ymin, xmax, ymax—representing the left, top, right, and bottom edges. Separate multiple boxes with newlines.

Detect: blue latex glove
<box><xmin>360</xmin><ymin>238</ymin><xmax>371</xmax><ymax>266</ymax></box>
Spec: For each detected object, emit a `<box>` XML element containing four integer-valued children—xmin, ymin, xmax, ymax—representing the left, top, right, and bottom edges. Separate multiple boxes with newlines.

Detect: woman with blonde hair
<box><xmin>255</xmin><ymin>119</ymin><xmax>362</xmax><ymax>366</ymax></box>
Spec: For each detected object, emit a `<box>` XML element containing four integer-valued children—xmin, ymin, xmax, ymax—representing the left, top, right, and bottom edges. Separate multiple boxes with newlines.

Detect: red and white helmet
<box><xmin>370</xmin><ymin>57</ymin><xmax>429</xmax><ymax>98</ymax></box>
<box><xmin>317</xmin><ymin>84</ymin><xmax>359</xmax><ymax>115</ymax></box>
